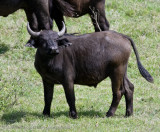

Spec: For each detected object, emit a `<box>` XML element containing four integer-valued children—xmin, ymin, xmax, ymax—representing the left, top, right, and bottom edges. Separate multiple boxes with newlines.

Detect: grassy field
<box><xmin>0</xmin><ymin>0</ymin><xmax>160</xmax><ymax>131</ymax></box>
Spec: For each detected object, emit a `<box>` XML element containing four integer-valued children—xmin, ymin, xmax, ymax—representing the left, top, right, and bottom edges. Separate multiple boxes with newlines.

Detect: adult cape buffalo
<box><xmin>50</xmin><ymin>0</ymin><xmax>110</xmax><ymax>32</ymax></box>
<box><xmin>27</xmin><ymin>23</ymin><xmax>153</xmax><ymax>118</ymax></box>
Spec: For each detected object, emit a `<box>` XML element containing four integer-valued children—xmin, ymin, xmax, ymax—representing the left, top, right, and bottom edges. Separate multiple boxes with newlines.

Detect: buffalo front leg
<box><xmin>25</xmin><ymin>11</ymin><xmax>38</xmax><ymax>47</ymax></box>
<box><xmin>42</xmin><ymin>79</ymin><xmax>54</xmax><ymax>116</ymax></box>
<box><xmin>63</xmin><ymin>81</ymin><xmax>77</xmax><ymax>119</ymax></box>
<box><xmin>30</xmin><ymin>0</ymin><xmax>52</xmax><ymax>30</ymax></box>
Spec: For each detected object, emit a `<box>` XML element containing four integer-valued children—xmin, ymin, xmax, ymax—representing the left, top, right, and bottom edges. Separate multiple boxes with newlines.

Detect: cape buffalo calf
<box><xmin>27</xmin><ymin>23</ymin><xmax>153</xmax><ymax>118</ymax></box>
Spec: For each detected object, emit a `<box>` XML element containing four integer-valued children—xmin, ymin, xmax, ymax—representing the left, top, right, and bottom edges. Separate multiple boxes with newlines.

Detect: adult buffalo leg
<box><xmin>25</xmin><ymin>0</ymin><xmax>52</xmax><ymax>47</ymax></box>
<box><xmin>123</xmin><ymin>74</ymin><xmax>134</xmax><ymax>117</ymax></box>
<box><xmin>30</xmin><ymin>0</ymin><xmax>52</xmax><ymax>30</ymax></box>
<box><xmin>51</xmin><ymin>9</ymin><xmax>66</xmax><ymax>32</ymax></box>
<box><xmin>25</xmin><ymin>11</ymin><xmax>38</xmax><ymax>31</ymax></box>
<box><xmin>106</xmin><ymin>65</ymin><xmax>125</xmax><ymax>117</ymax></box>
<box><xmin>89</xmin><ymin>1</ymin><xmax>110</xmax><ymax>31</ymax></box>
<box><xmin>63</xmin><ymin>80</ymin><xmax>77</xmax><ymax>119</ymax></box>
<box><xmin>51</xmin><ymin>8</ymin><xmax>72</xmax><ymax>47</ymax></box>
<box><xmin>42</xmin><ymin>79</ymin><xmax>54</xmax><ymax>116</ymax></box>
<box><xmin>54</xmin><ymin>15</ymin><xmax>65</xmax><ymax>32</ymax></box>
<box><xmin>53</xmin><ymin>13</ymin><xmax>73</xmax><ymax>47</ymax></box>
<box><xmin>25</xmin><ymin>10</ymin><xmax>38</xmax><ymax>47</ymax></box>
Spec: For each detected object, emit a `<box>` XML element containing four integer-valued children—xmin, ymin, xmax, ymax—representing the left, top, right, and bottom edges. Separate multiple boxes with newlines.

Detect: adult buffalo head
<box><xmin>27</xmin><ymin>22</ymin><xmax>66</xmax><ymax>55</ymax></box>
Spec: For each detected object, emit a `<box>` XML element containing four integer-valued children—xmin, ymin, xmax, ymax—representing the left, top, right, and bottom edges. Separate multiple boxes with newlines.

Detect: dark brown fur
<box><xmin>50</xmin><ymin>0</ymin><xmax>110</xmax><ymax>32</ymax></box>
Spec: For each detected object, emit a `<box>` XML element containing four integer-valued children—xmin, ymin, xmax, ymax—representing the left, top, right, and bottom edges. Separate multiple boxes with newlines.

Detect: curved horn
<box><xmin>58</xmin><ymin>21</ymin><xmax>66</xmax><ymax>37</ymax></box>
<box><xmin>27</xmin><ymin>22</ymin><xmax>40</xmax><ymax>37</ymax></box>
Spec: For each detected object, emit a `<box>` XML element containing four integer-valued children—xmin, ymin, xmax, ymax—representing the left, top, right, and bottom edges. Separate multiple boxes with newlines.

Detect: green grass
<box><xmin>0</xmin><ymin>0</ymin><xmax>160</xmax><ymax>131</ymax></box>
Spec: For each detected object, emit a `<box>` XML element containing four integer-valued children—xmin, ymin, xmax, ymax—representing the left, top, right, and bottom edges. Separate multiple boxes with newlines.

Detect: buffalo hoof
<box><xmin>125</xmin><ymin>110</ymin><xmax>133</xmax><ymax>117</ymax></box>
<box><xmin>106</xmin><ymin>111</ymin><xmax>114</xmax><ymax>117</ymax></box>
<box><xmin>43</xmin><ymin>110</ymin><xmax>50</xmax><ymax>117</ymax></box>
<box><xmin>69</xmin><ymin>111</ymin><xmax>77</xmax><ymax>119</ymax></box>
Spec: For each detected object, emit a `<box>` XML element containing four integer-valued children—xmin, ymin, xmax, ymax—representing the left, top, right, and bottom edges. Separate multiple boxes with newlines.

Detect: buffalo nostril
<box><xmin>51</xmin><ymin>47</ymin><xmax>56</xmax><ymax>50</ymax></box>
<box><xmin>49</xmin><ymin>46</ymin><xmax>59</xmax><ymax>54</ymax></box>
<box><xmin>51</xmin><ymin>49</ymin><xmax>59</xmax><ymax>54</ymax></box>
<box><xmin>55</xmin><ymin>49</ymin><xmax>59</xmax><ymax>54</ymax></box>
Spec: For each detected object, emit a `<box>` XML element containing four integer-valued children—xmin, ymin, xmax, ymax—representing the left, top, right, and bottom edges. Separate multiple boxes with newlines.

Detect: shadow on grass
<box><xmin>53</xmin><ymin>110</ymin><xmax>104</xmax><ymax>118</ymax></box>
<box><xmin>1</xmin><ymin>110</ymin><xmax>104</xmax><ymax>124</ymax></box>
<box><xmin>0</xmin><ymin>43</ymin><xmax>10</xmax><ymax>54</ymax></box>
<box><xmin>1</xmin><ymin>111</ymin><xmax>46</xmax><ymax>124</ymax></box>
<box><xmin>1</xmin><ymin>111</ymin><xmax>26</xmax><ymax>124</ymax></box>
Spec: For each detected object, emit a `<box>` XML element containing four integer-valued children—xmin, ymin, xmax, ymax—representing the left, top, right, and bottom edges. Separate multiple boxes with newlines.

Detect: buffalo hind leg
<box><xmin>107</xmin><ymin>66</ymin><xmax>125</xmax><ymax>117</ymax></box>
<box><xmin>89</xmin><ymin>1</ymin><xmax>110</xmax><ymax>31</ymax></box>
<box><xmin>54</xmin><ymin>14</ymin><xmax>65</xmax><ymax>32</ymax></box>
<box><xmin>124</xmin><ymin>75</ymin><xmax>134</xmax><ymax>117</ymax></box>
<box><xmin>63</xmin><ymin>80</ymin><xmax>77</xmax><ymax>119</ymax></box>
<box><xmin>42</xmin><ymin>79</ymin><xmax>54</xmax><ymax>116</ymax></box>
<box><xmin>25</xmin><ymin>10</ymin><xmax>38</xmax><ymax>31</ymax></box>
<box><xmin>50</xmin><ymin>1</ymin><xmax>66</xmax><ymax>32</ymax></box>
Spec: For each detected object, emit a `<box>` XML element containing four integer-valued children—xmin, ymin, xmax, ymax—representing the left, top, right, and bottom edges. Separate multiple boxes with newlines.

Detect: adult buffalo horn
<box><xmin>58</xmin><ymin>21</ymin><xmax>66</xmax><ymax>37</ymax></box>
<box><xmin>27</xmin><ymin>22</ymin><xmax>40</xmax><ymax>37</ymax></box>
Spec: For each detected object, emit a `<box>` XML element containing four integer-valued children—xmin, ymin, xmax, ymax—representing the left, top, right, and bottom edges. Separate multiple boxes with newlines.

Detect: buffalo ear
<box><xmin>25</xmin><ymin>43</ymin><xmax>36</xmax><ymax>48</ymax></box>
<box><xmin>25</xmin><ymin>39</ymin><xmax>38</xmax><ymax>48</ymax></box>
<box><xmin>57</xmin><ymin>38</ymin><xmax>72</xmax><ymax>47</ymax></box>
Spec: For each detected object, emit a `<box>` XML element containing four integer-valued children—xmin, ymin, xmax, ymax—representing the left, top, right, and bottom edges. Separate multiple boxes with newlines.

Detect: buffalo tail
<box><xmin>55</xmin><ymin>0</ymin><xmax>75</xmax><ymax>17</ymax></box>
<box><xmin>126</xmin><ymin>36</ymin><xmax>154</xmax><ymax>83</ymax></box>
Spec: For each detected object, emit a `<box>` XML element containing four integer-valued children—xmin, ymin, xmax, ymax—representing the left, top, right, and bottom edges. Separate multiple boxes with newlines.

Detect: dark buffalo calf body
<box><xmin>30</xmin><ymin>29</ymin><xmax>153</xmax><ymax>118</ymax></box>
